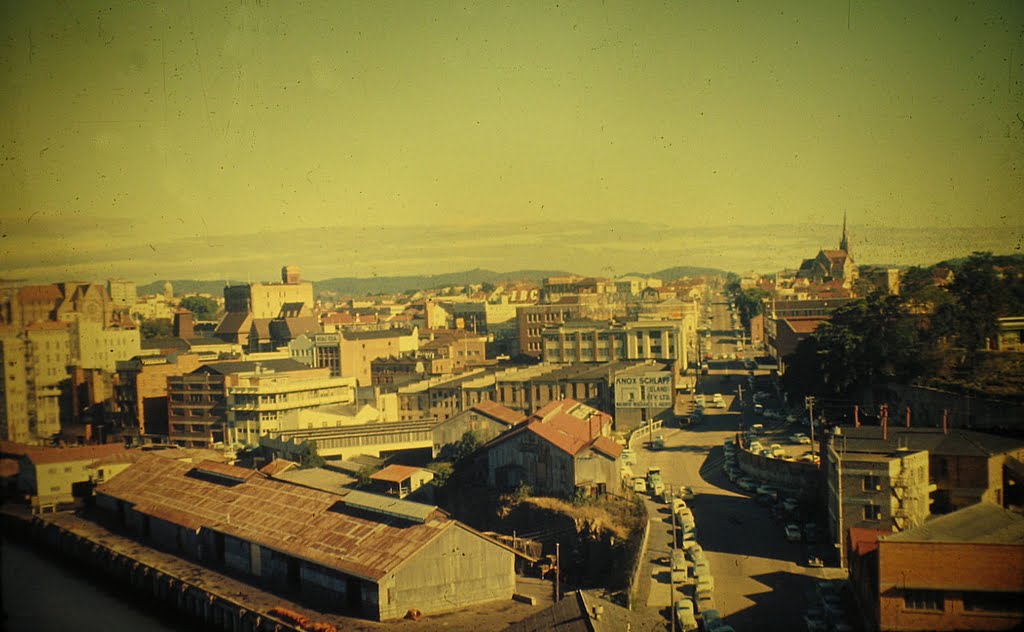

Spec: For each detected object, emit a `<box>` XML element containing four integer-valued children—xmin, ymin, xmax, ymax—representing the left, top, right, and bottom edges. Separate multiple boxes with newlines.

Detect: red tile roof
<box><xmin>519</xmin><ymin>400</ymin><xmax>615</xmax><ymax>458</ymax></box>
<box><xmin>848</xmin><ymin>527</ymin><xmax>889</xmax><ymax>557</ymax></box>
<box><xmin>369</xmin><ymin>464</ymin><xmax>423</xmax><ymax>483</ymax></box>
<box><xmin>591</xmin><ymin>436</ymin><xmax>623</xmax><ymax>459</ymax></box>
<box><xmin>97</xmin><ymin>455</ymin><xmax>462</xmax><ymax>581</ymax></box>
<box><xmin>471</xmin><ymin>400</ymin><xmax>527</xmax><ymax>427</ymax></box>
<box><xmin>17</xmin><ymin>284</ymin><xmax>62</xmax><ymax>303</ymax></box>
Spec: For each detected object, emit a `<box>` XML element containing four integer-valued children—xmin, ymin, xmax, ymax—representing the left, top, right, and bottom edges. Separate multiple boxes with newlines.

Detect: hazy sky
<box><xmin>1</xmin><ymin>1</ymin><xmax>1022</xmax><ymax>282</ymax></box>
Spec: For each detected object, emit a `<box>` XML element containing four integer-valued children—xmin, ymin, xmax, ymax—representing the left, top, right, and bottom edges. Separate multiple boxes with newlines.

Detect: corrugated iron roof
<box><xmin>369</xmin><ymin>464</ymin><xmax>423</xmax><ymax>483</ymax></box>
<box><xmin>25</xmin><ymin>443</ymin><xmax>128</xmax><ymax>465</ymax></box>
<box><xmin>96</xmin><ymin>455</ymin><xmax>457</xmax><ymax>581</ymax></box>
<box><xmin>259</xmin><ymin>458</ymin><xmax>298</xmax><ymax>476</ymax></box>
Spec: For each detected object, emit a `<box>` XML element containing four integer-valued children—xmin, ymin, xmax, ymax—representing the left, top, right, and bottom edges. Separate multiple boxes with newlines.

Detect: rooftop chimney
<box><xmin>173</xmin><ymin>309</ymin><xmax>195</xmax><ymax>339</ymax></box>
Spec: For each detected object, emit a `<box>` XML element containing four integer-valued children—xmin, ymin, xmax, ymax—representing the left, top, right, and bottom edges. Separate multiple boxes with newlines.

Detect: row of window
<box><xmin>902</xmin><ymin>589</ymin><xmax>1022</xmax><ymax>614</ymax></box>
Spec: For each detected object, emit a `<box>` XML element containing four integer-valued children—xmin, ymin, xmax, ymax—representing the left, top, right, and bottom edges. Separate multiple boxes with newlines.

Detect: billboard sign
<box><xmin>615</xmin><ymin>372</ymin><xmax>673</xmax><ymax>408</ymax></box>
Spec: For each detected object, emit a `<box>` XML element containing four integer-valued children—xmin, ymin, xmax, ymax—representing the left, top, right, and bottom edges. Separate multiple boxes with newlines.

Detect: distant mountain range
<box><xmin>137</xmin><ymin>266</ymin><xmax>729</xmax><ymax>298</ymax></box>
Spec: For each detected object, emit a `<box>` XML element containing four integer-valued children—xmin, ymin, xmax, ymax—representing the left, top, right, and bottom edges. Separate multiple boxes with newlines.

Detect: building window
<box><xmin>863</xmin><ymin>504</ymin><xmax>882</xmax><ymax>520</ymax></box>
<box><xmin>963</xmin><ymin>591</ymin><xmax>1023</xmax><ymax>614</ymax></box>
<box><xmin>904</xmin><ymin>589</ymin><xmax>944</xmax><ymax>611</ymax></box>
<box><xmin>862</xmin><ymin>475</ymin><xmax>882</xmax><ymax>491</ymax></box>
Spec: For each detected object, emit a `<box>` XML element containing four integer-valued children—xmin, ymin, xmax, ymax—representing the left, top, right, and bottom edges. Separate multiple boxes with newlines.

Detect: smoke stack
<box><xmin>942</xmin><ymin>409</ymin><xmax>949</xmax><ymax>435</ymax></box>
<box><xmin>881</xmin><ymin>404</ymin><xmax>888</xmax><ymax>441</ymax></box>
<box><xmin>905</xmin><ymin>406</ymin><xmax>911</xmax><ymax>429</ymax></box>
<box><xmin>854</xmin><ymin>405</ymin><xmax>860</xmax><ymax>428</ymax></box>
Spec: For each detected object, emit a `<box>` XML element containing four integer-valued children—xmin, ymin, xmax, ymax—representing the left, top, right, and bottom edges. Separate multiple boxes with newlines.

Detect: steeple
<box><xmin>839</xmin><ymin>212</ymin><xmax>849</xmax><ymax>253</ymax></box>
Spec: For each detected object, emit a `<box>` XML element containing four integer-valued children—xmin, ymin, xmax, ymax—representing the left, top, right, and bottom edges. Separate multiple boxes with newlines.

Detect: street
<box><xmin>633</xmin><ymin>295</ymin><xmax>845</xmax><ymax>630</ymax></box>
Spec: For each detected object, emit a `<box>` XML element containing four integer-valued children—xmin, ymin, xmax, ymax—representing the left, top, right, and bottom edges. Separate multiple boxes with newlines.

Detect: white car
<box><xmin>785</xmin><ymin>524</ymin><xmax>802</xmax><ymax>542</ymax></box>
<box><xmin>790</xmin><ymin>433</ymin><xmax>811</xmax><ymax>445</ymax></box>
<box><xmin>675</xmin><ymin>598</ymin><xmax>698</xmax><ymax>631</ymax></box>
<box><xmin>737</xmin><ymin>477</ymin><xmax>756</xmax><ymax>491</ymax></box>
<box><xmin>621</xmin><ymin>448</ymin><xmax>637</xmax><ymax>464</ymax></box>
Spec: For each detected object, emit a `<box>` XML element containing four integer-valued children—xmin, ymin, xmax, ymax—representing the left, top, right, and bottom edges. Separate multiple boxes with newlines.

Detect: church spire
<box><xmin>840</xmin><ymin>212</ymin><xmax>849</xmax><ymax>253</ymax></box>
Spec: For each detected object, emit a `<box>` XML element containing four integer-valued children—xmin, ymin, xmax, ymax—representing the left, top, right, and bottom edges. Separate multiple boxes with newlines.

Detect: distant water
<box><xmin>0</xmin><ymin>536</ymin><xmax>193</xmax><ymax>632</ymax></box>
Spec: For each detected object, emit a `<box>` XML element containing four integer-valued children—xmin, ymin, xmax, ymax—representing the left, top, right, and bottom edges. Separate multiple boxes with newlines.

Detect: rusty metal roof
<box><xmin>369</xmin><ymin>464</ymin><xmax>422</xmax><ymax>483</ymax></box>
<box><xmin>25</xmin><ymin>443</ymin><xmax>128</xmax><ymax>466</ymax></box>
<box><xmin>96</xmin><ymin>455</ymin><xmax>456</xmax><ymax>581</ymax></box>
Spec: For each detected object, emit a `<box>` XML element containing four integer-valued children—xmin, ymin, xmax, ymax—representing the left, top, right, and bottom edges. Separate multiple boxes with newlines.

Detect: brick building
<box><xmin>849</xmin><ymin>502</ymin><xmax>1024</xmax><ymax>631</ymax></box>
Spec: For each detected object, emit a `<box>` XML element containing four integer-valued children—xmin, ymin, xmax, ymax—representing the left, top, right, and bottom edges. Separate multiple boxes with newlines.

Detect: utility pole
<box><xmin>670</xmin><ymin>501</ymin><xmax>677</xmax><ymax>631</ymax></box>
<box><xmin>805</xmin><ymin>396</ymin><xmax>817</xmax><ymax>463</ymax></box>
<box><xmin>555</xmin><ymin>542</ymin><xmax>561</xmax><ymax>601</ymax></box>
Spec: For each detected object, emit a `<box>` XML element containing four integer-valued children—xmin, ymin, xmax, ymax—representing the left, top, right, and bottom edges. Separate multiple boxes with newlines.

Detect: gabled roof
<box><xmin>96</xmin><ymin>455</ymin><xmax>462</xmax><ymax>582</ymax></box>
<box><xmin>470</xmin><ymin>400</ymin><xmax>527</xmax><ymax>427</ymax></box>
<box><xmin>259</xmin><ymin>458</ymin><xmax>298</xmax><ymax>476</ymax></box>
<box><xmin>269</xmin><ymin>316</ymin><xmax>319</xmax><ymax>340</ymax></box>
<box><xmin>494</xmin><ymin>399</ymin><xmax>616</xmax><ymax>458</ymax></box>
<box><xmin>250</xmin><ymin>318</ymin><xmax>272</xmax><ymax>340</ymax></box>
<box><xmin>214</xmin><ymin>311</ymin><xmax>252</xmax><ymax>335</ymax></box>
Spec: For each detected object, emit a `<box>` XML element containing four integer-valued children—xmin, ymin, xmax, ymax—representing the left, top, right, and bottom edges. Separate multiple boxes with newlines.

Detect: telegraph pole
<box><xmin>670</xmin><ymin>496</ymin><xmax>677</xmax><ymax>631</ymax></box>
<box><xmin>555</xmin><ymin>542</ymin><xmax>561</xmax><ymax>601</ymax></box>
<box><xmin>805</xmin><ymin>396</ymin><xmax>817</xmax><ymax>462</ymax></box>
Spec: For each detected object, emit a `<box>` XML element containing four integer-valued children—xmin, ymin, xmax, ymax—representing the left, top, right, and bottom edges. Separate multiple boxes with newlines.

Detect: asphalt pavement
<box><xmin>632</xmin><ymin>296</ymin><xmax>846</xmax><ymax>631</ymax></box>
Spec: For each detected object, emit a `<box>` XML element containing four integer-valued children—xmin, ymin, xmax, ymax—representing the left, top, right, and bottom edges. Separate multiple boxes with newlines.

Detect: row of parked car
<box><xmin>666</xmin><ymin>492</ymin><xmax>735</xmax><ymax>632</ymax></box>
<box><xmin>722</xmin><ymin>439</ymin><xmax>824</xmax><ymax>564</ymax></box>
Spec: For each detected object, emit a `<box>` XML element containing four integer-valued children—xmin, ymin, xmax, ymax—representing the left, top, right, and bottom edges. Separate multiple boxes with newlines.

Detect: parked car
<box><xmin>789</xmin><ymin>433</ymin><xmax>811</xmax><ymax>444</ymax></box>
<box><xmin>675</xmin><ymin>598</ymin><xmax>699</xmax><ymax>631</ymax></box>
<box><xmin>782</xmin><ymin>497</ymin><xmax>799</xmax><ymax>512</ymax></box>
<box><xmin>737</xmin><ymin>477</ymin><xmax>756</xmax><ymax>491</ymax></box>
<box><xmin>679</xmin><ymin>486</ymin><xmax>695</xmax><ymax>501</ymax></box>
<box><xmin>633</xmin><ymin>477</ymin><xmax>647</xmax><ymax>493</ymax></box>
<box><xmin>621</xmin><ymin>448</ymin><xmax>637</xmax><ymax>464</ymax></box>
<box><xmin>785</xmin><ymin>524</ymin><xmax>802</xmax><ymax>542</ymax></box>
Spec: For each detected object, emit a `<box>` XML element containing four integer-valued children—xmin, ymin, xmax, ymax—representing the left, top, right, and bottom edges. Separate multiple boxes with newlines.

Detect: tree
<box><xmin>139</xmin><ymin>318</ymin><xmax>173</xmax><ymax>339</ymax></box>
<box><xmin>782</xmin><ymin>294</ymin><xmax>924</xmax><ymax>399</ymax></box>
<box><xmin>948</xmin><ymin>252</ymin><xmax>1002</xmax><ymax>355</ymax></box>
<box><xmin>179</xmin><ymin>296</ymin><xmax>219</xmax><ymax>321</ymax></box>
<box><xmin>735</xmin><ymin>288</ymin><xmax>769</xmax><ymax>329</ymax></box>
<box><xmin>436</xmin><ymin>431</ymin><xmax>481</xmax><ymax>464</ymax></box>
<box><xmin>427</xmin><ymin>461</ymin><xmax>454</xmax><ymax>487</ymax></box>
<box><xmin>296</xmin><ymin>440</ymin><xmax>325</xmax><ymax>469</ymax></box>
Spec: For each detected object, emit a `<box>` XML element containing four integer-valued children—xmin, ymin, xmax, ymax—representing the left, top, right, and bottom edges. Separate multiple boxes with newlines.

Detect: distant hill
<box><xmin>138</xmin><ymin>280</ymin><xmax>245</xmax><ymax>296</ymax></box>
<box><xmin>314</xmin><ymin>268</ymin><xmax>571</xmax><ymax>296</ymax></box>
<box><xmin>627</xmin><ymin>266</ymin><xmax>731</xmax><ymax>281</ymax></box>
<box><xmin>139</xmin><ymin>266</ymin><xmax>731</xmax><ymax>298</ymax></box>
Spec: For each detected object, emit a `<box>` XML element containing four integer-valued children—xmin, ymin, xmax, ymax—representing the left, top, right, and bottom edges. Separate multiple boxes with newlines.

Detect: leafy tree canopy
<box><xmin>139</xmin><ymin>318</ymin><xmax>173</xmax><ymax>339</ymax></box>
<box><xmin>179</xmin><ymin>296</ymin><xmax>219</xmax><ymax>321</ymax></box>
